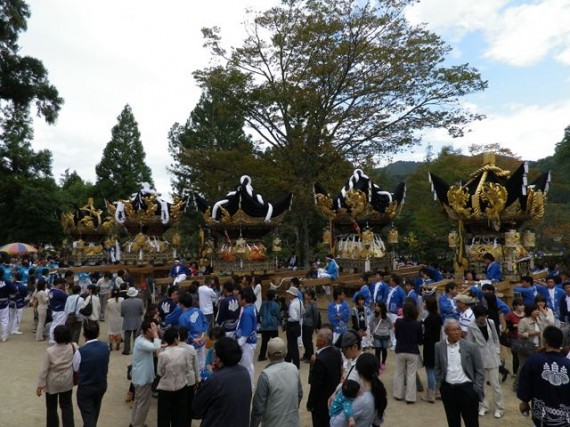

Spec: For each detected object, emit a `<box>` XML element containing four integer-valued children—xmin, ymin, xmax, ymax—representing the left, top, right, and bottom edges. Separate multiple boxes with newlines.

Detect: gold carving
<box><xmin>315</xmin><ymin>193</ymin><xmax>335</xmax><ymax>219</ymax></box>
<box><xmin>447</xmin><ymin>186</ymin><xmax>471</xmax><ymax>218</ymax></box>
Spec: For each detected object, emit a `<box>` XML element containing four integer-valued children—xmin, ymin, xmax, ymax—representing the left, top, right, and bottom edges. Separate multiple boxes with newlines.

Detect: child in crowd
<box><xmin>370</xmin><ymin>302</ymin><xmax>392</xmax><ymax>371</ymax></box>
<box><xmin>329</xmin><ymin>379</ymin><xmax>360</xmax><ymax>427</ymax></box>
<box><xmin>203</xmin><ymin>326</ymin><xmax>225</xmax><ymax>380</ymax></box>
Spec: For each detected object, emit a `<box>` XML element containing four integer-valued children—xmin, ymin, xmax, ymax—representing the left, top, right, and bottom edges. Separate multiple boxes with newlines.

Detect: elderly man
<box><xmin>251</xmin><ymin>337</ymin><xmax>303</xmax><ymax>427</ymax></box>
<box><xmin>307</xmin><ymin>327</ymin><xmax>342</xmax><ymax>427</ymax></box>
<box><xmin>285</xmin><ymin>286</ymin><xmax>304</xmax><ymax>369</ymax></box>
<box><xmin>435</xmin><ymin>319</ymin><xmax>484</xmax><ymax>427</ymax></box>
<box><xmin>456</xmin><ymin>294</ymin><xmax>475</xmax><ymax>337</ymax></box>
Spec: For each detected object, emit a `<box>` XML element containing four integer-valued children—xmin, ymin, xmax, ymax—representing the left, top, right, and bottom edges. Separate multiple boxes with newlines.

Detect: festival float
<box><xmin>429</xmin><ymin>152</ymin><xmax>551</xmax><ymax>280</ymax></box>
<box><xmin>104</xmin><ymin>183</ymin><xmax>187</xmax><ymax>265</ymax></box>
<box><xmin>313</xmin><ymin>169</ymin><xmax>406</xmax><ymax>272</ymax></box>
<box><xmin>60</xmin><ymin>198</ymin><xmax>116</xmax><ymax>265</ymax></box>
<box><xmin>192</xmin><ymin>175</ymin><xmax>293</xmax><ymax>273</ymax></box>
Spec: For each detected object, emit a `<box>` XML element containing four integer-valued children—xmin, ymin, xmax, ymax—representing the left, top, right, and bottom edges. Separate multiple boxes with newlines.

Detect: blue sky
<box><xmin>19</xmin><ymin>0</ymin><xmax>570</xmax><ymax>195</ymax></box>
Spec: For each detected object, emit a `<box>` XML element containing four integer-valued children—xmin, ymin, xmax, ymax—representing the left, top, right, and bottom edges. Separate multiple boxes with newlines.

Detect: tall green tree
<box><xmin>58</xmin><ymin>169</ymin><xmax>95</xmax><ymax>210</ymax></box>
<box><xmin>168</xmin><ymin>67</ymin><xmax>261</xmax><ymax>200</ymax></box>
<box><xmin>1</xmin><ymin>0</ymin><xmax>63</xmax><ymax>125</ymax></box>
<box><xmin>95</xmin><ymin>104</ymin><xmax>153</xmax><ymax>201</ymax></box>
<box><xmin>195</xmin><ymin>0</ymin><xmax>487</xmax><ymax>264</ymax></box>
<box><xmin>0</xmin><ymin>0</ymin><xmax>63</xmax><ymax>244</ymax></box>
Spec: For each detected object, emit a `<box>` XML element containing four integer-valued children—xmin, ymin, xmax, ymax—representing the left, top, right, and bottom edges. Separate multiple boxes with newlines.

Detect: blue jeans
<box><xmin>425</xmin><ymin>367</ymin><xmax>436</xmax><ymax>391</ymax></box>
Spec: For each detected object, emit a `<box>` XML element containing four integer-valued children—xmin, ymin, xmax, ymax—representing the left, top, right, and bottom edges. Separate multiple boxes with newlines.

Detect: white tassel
<box><xmin>212</xmin><ymin>199</ymin><xmax>229</xmax><ymax>221</ymax></box>
<box><xmin>265</xmin><ymin>203</ymin><xmax>273</xmax><ymax>223</ymax></box>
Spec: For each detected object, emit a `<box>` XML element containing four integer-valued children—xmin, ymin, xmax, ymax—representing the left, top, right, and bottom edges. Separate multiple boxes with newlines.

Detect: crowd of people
<box><xmin>2</xmin><ymin>254</ymin><xmax>570</xmax><ymax>426</ymax></box>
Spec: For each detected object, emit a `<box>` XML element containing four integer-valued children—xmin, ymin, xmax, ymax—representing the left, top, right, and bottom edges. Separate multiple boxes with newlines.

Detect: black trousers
<box><xmin>77</xmin><ymin>381</ymin><xmax>107</xmax><ymax>427</ymax></box>
<box><xmin>157</xmin><ymin>388</ymin><xmax>187</xmax><ymax>427</ymax></box>
<box><xmin>186</xmin><ymin>384</ymin><xmax>196</xmax><ymax>423</ymax></box>
<box><xmin>46</xmin><ymin>390</ymin><xmax>74</xmax><ymax>427</ymax></box>
<box><xmin>70</xmin><ymin>321</ymin><xmax>82</xmax><ymax>344</ymax></box>
<box><xmin>258</xmin><ymin>330</ymin><xmax>279</xmax><ymax>360</ymax></box>
<box><xmin>123</xmin><ymin>329</ymin><xmax>137</xmax><ymax>355</ymax></box>
<box><xmin>285</xmin><ymin>321</ymin><xmax>301</xmax><ymax>368</ymax></box>
<box><xmin>302</xmin><ymin>324</ymin><xmax>315</xmax><ymax>359</ymax></box>
<box><xmin>440</xmin><ymin>381</ymin><xmax>479</xmax><ymax>427</ymax></box>
<box><xmin>310</xmin><ymin>405</ymin><xmax>330</xmax><ymax>427</ymax></box>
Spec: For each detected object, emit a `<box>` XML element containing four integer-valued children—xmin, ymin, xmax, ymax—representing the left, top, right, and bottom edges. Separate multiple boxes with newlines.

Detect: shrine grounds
<box><xmin>1</xmin><ymin>309</ymin><xmax>527</xmax><ymax>427</ymax></box>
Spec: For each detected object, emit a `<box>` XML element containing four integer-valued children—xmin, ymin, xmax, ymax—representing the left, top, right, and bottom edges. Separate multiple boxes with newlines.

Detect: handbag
<box><xmin>499</xmin><ymin>331</ymin><xmax>511</xmax><ymax>348</ymax></box>
<box><xmin>511</xmin><ymin>338</ymin><xmax>537</xmax><ymax>356</ymax></box>
<box><xmin>79</xmin><ymin>296</ymin><xmax>93</xmax><ymax>317</ymax></box>
<box><xmin>65</xmin><ymin>296</ymin><xmax>80</xmax><ymax>327</ymax></box>
<box><xmin>71</xmin><ymin>344</ymin><xmax>79</xmax><ymax>386</ymax></box>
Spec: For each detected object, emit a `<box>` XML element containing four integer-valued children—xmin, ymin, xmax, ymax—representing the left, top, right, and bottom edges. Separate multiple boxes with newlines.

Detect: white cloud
<box><xmin>407</xmin><ymin>0</ymin><xmax>570</xmax><ymax>67</ymax></box>
<box><xmin>21</xmin><ymin>0</ymin><xmax>279</xmax><ymax>196</ymax></box>
<box><xmin>399</xmin><ymin>100</ymin><xmax>570</xmax><ymax>162</ymax></box>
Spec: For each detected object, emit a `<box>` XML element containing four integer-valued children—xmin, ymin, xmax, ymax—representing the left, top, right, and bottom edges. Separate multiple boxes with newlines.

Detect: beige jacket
<box><xmin>517</xmin><ymin>317</ymin><xmax>545</xmax><ymax>347</ymax></box>
<box><xmin>37</xmin><ymin>343</ymin><xmax>78</xmax><ymax>394</ymax></box>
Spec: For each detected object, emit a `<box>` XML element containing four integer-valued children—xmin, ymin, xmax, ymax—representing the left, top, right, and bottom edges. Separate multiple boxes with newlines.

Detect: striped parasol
<box><xmin>0</xmin><ymin>242</ymin><xmax>38</xmax><ymax>254</ymax></box>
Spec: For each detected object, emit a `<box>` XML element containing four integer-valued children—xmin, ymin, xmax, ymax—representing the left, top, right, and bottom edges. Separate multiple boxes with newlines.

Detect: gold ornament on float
<box><xmin>504</xmin><ymin>230</ymin><xmax>520</xmax><ymax>248</ymax></box>
<box><xmin>522</xmin><ymin>230</ymin><xmax>536</xmax><ymax>248</ymax></box>
<box><xmin>387</xmin><ymin>227</ymin><xmax>399</xmax><ymax>244</ymax></box>
<box><xmin>448</xmin><ymin>230</ymin><xmax>458</xmax><ymax>248</ymax></box>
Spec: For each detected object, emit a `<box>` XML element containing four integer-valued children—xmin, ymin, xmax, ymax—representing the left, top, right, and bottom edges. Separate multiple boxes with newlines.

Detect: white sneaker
<box><xmin>494</xmin><ymin>410</ymin><xmax>503</xmax><ymax>419</ymax></box>
<box><xmin>478</xmin><ymin>409</ymin><xmax>488</xmax><ymax>417</ymax></box>
<box><xmin>11</xmin><ymin>331</ymin><xmax>23</xmax><ymax>335</ymax></box>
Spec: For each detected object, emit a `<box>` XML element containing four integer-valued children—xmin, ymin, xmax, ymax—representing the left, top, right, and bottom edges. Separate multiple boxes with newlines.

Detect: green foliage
<box><xmin>192</xmin><ymin>0</ymin><xmax>487</xmax><ymax>265</ymax></box>
<box><xmin>58</xmin><ymin>169</ymin><xmax>95</xmax><ymax>211</ymax></box>
<box><xmin>0</xmin><ymin>0</ymin><xmax>63</xmax><ymax>124</ymax></box>
<box><xmin>168</xmin><ymin>67</ymin><xmax>259</xmax><ymax>200</ymax></box>
<box><xmin>95</xmin><ymin>104</ymin><xmax>153</xmax><ymax>201</ymax></box>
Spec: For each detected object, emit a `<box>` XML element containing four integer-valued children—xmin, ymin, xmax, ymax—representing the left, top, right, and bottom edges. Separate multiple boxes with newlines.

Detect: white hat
<box><xmin>267</xmin><ymin>337</ymin><xmax>287</xmax><ymax>357</ymax></box>
<box><xmin>287</xmin><ymin>286</ymin><xmax>299</xmax><ymax>297</ymax></box>
<box><xmin>127</xmin><ymin>287</ymin><xmax>139</xmax><ymax>297</ymax></box>
<box><xmin>455</xmin><ymin>294</ymin><xmax>475</xmax><ymax>304</ymax></box>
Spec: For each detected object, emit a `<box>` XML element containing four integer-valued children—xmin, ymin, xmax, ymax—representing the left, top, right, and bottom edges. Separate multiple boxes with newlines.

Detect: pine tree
<box><xmin>95</xmin><ymin>104</ymin><xmax>153</xmax><ymax>201</ymax></box>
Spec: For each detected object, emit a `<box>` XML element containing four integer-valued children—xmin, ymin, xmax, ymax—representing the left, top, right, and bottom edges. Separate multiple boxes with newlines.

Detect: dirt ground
<box><xmin>0</xmin><ymin>308</ymin><xmax>529</xmax><ymax>427</ymax></box>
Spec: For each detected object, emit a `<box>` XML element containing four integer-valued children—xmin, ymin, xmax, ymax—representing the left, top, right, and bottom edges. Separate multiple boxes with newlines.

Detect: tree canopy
<box><xmin>95</xmin><ymin>104</ymin><xmax>153</xmax><ymax>201</ymax></box>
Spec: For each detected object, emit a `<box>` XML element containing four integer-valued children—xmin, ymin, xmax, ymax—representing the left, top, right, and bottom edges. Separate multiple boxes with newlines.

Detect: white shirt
<box><xmin>445</xmin><ymin>339</ymin><xmax>470</xmax><ymax>384</ymax></box>
<box><xmin>198</xmin><ymin>285</ymin><xmax>217</xmax><ymax>315</ymax></box>
<box><xmin>459</xmin><ymin>308</ymin><xmax>474</xmax><ymax>333</ymax></box>
<box><xmin>288</xmin><ymin>298</ymin><xmax>303</xmax><ymax>322</ymax></box>
<box><xmin>386</xmin><ymin>287</ymin><xmax>396</xmax><ymax>308</ymax></box>
<box><xmin>254</xmin><ymin>283</ymin><xmax>262</xmax><ymax>312</ymax></box>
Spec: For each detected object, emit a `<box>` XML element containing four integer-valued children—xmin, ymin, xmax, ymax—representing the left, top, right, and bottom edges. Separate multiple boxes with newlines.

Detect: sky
<box><xmin>19</xmin><ymin>0</ymin><xmax>570</xmax><ymax>198</ymax></box>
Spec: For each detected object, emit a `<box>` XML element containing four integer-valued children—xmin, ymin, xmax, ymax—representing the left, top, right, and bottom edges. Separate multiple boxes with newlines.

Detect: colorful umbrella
<box><xmin>0</xmin><ymin>242</ymin><xmax>38</xmax><ymax>254</ymax></box>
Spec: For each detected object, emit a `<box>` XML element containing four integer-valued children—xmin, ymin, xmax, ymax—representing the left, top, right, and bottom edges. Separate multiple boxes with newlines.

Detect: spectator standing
<box><xmin>81</xmin><ymin>285</ymin><xmax>101</xmax><ymax>323</ymax></box>
<box><xmin>250</xmin><ymin>337</ymin><xmax>303</xmax><ymax>427</ymax></box>
<box><xmin>36</xmin><ymin>325</ymin><xmax>77</xmax><ymax>427</ymax></box>
<box><xmin>130</xmin><ymin>320</ymin><xmax>161</xmax><ymax>427</ymax></box>
<box><xmin>258</xmin><ymin>289</ymin><xmax>281</xmax><ymax>362</ymax></box>
<box><xmin>121</xmin><ymin>287</ymin><xmax>144</xmax><ymax>356</ymax></box>
<box><xmin>106</xmin><ymin>288</ymin><xmax>123</xmax><ymax>351</ymax></box>
<box><xmin>456</xmin><ymin>294</ymin><xmax>475</xmax><ymax>337</ymax></box>
<box><xmin>96</xmin><ymin>272</ymin><xmax>112</xmax><ymax>321</ymax></box>
<box><xmin>285</xmin><ymin>286</ymin><xmax>304</xmax><ymax>369</ymax></box>
<box><xmin>192</xmin><ymin>337</ymin><xmax>252</xmax><ymax>427</ymax></box>
<box><xmin>198</xmin><ymin>279</ymin><xmax>218</xmax><ymax>331</ymax></box>
<box><xmin>393</xmin><ymin>301</ymin><xmax>423</xmax><ymax>404</ymax></box>
<box><xmin>306</xmin><ymin>327</ymin><xmax>342</xmax><ymax>427</ymax></box>
<box><xmin>517</xmin><ymin>325</ymin><xmax>570</xmax><ymax>426</ymax></box>
<box><xmin>435</xmin><ymin>319</ymin><xmax>484</xmax><ymax>427</ymax></box>
<box><xmin>157</xmin><ymin>327</ymin><xmax>194</xmax><ymax>427</ymax></box>
<box><xmin>302</xmin><ymin>289</ymin><xmax>320</xmax><ymax>362</ymax></box>
<box><xmin>64</xmin><ymin>285</ymin><xmax>84</xmax><ymax>343</ymax></box>
<box><xmin>421</xmin><ymin>297</ymin><xmax>441</xmax><ymax>403</ymax></box>
<box><xmin>35</xmin><ymin>280</ymin><xmax>49</xmax><ymax>341</ymax></box>
<box><xmin>72</xmin><ymin>321</ymin><xmax>110</xmax><ymax>427</ymax></box>
<box><xmin>466</xmin><ymin>306</ymin><xmax>505</xmax><ymax>419</ymax></box>
<box><xmin>370</xmin><ymin>302</ymin><xmax>392</xmax><ymax>371</ymax></box>
<box><xmin>439</xmin><ymin>283</ymin><xmax>459</xmax><ymax>322</ymax></box>
<box><xmin>177</xmin><ymin>326</ymin><xmax>200</xmax><ymax>422</ymax></box>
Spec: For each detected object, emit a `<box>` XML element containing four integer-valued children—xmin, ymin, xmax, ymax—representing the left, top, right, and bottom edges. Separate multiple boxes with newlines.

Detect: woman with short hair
<box><xmin>36</xmin><ymin>325</ymin><xmax>77</xmax><ymax>427</ymax></box>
